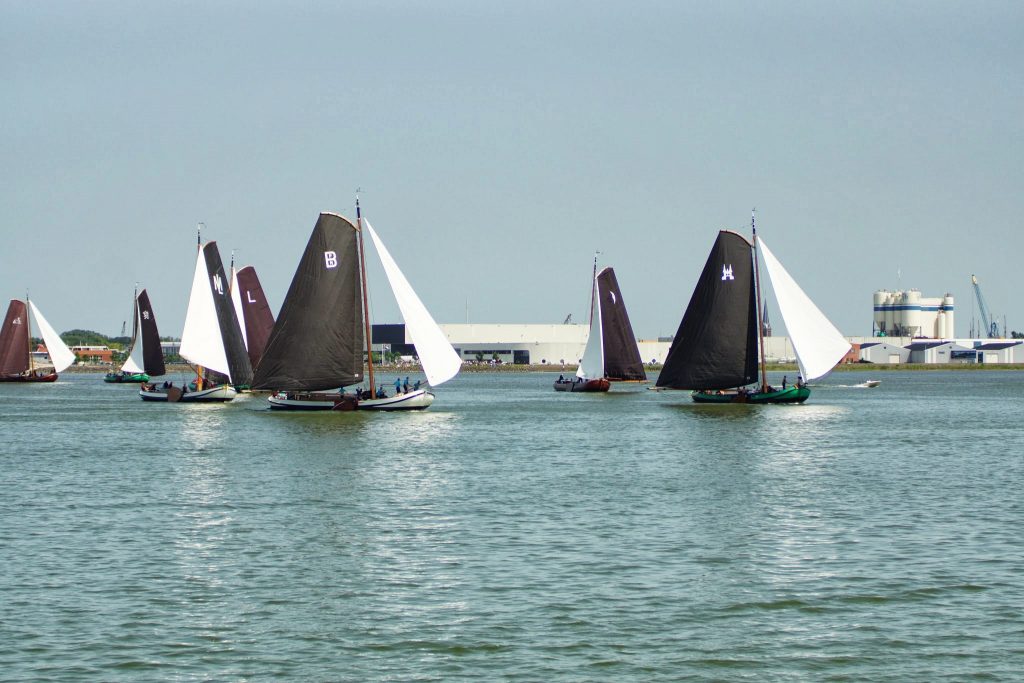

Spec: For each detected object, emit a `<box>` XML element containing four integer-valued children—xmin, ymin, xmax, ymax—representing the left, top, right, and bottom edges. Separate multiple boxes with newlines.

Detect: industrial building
<box><xmin>858</xmin><ymin>342</ymin><xmax>911</xmax><ymax>364</ymax></box>
<box><xmin>873</xmin><ymin>290</ymin><xmax>955</xmax><ymax>338</ymax></box>
<box><xmin>905</xmin><ymin>340</ymin><xmax>975</xmax><ymax>364</ymax></box>
<box><xmin>976</xmin><ymin>341</ymin><xmax>1024</xmax><ymax>364</ymax></box>
<box><xmin>375</xmin><ymin>323</ymin><xmax>671</xmax><ymax>366</ymax></box>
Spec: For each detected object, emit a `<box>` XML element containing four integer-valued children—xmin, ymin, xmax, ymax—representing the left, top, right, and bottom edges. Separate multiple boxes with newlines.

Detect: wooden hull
<box><xmin>0</xmin><ymin>372</ymin><xmax>58</xmax><ymax>383</ymax></box>
<box><xmin>104</xmin><ymin>372</ymin><xmax>149</xmax><ymax>383</ymax></box>
<box><xmin>691</xmin><ymin>386</ymin><xmax>810</xmax><ymax>404</ymax></box>
<box><xmin>139</xmin><ymin>384</ymin><xmax>238</xmax><ymax>402</ymax></box>
<box><xmin>554</xmin><ymin>378</ymin><xmax>611</xmax><ymax>393</ymax></box>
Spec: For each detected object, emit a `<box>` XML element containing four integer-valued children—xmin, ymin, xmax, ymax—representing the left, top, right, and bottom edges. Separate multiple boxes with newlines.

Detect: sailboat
<box><xmin>554</xmin><ymin>260</ymin><xmax>646</xmax><ymax>392</ymax></box>
<box><xmin>140</xmin><ymin>236</ymin><xmax>252</xmax><ymax>402</ymax></box>
<box><xmin>656</xmin><ymin>215</ymin><xmax>850</xmax><ymax>403</ymax></box>
<box><xmin>105</xmin><ymin>288</ymin><xmax>166</xmax><ymax>383</ymax></box>
<box><xmin>253</xmin><ymin>201</ymin><xmax>461</xmax><ymax>410</ymax></box>
<box><xmin>0</xmin><ymin>298</ymin><xmax>76</xmax><ymax>382</ymax></box>
<box><xmin>229</xmin><ymin>261</ymin><xmax>275</xmax><ymax>371</ymax></box>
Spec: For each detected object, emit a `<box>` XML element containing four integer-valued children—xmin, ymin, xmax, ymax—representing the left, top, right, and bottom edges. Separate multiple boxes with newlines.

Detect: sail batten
<box><xmin>758</xmin><ymin>238</ymin><xmax>850</xmax><ymax>380</ymax></box>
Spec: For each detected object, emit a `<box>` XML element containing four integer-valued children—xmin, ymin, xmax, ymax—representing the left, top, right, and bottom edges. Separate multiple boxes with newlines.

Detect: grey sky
<box><xmin>3</xmin><ymin>1</ymin><xmax>1022</xmax><ymax>340</ymax></box>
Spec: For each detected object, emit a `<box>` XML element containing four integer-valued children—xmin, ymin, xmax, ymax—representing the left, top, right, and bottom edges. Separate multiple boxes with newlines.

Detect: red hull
<box><xmin>0</xmin><ymin>372</ymin><xmax>58</xmax><ymax>383</ymax></box>
<box><xmin>553</xmin><ymin>377</ymin><xmax>611</xmax><ymax>392</ymax></box>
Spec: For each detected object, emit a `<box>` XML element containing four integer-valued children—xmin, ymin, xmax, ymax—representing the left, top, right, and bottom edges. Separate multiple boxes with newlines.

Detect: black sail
<box><xmin>252</xmin><ymin>213</ymin><xmax>364</xmax><ymax>391</ymax></box>
<box><xmin>136</xmin><ymin>289</ymin><xmax>165</xmax><ymax>377</ymax></box>
<box><xmin>203</xmin><ymin>242</ymin><xmax>253</xmax><ymax>386</ymax></box>
<box><xmin>235</xmin><ymin>266</ymin><xmax>275</xmax><ymax>369</ymax></box>
<box><xmin>656</xmin><ymin>230</ymin><xmax>758</xmax><ymax>389</ymax></box>
<box><xmin>0</xmin><ymin>300</ymin><xmax>30</xmax><ymax>376</ymax></box>
<box><xmin>597</xmin><ymin>267</ymin><xmax>646</xmax><ymax>381</ymax></box>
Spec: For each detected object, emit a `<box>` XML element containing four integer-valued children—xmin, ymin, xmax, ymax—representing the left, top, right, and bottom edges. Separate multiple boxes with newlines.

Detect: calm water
<box><xmin>2</xmin><ymin>370</ymin><xmax>1023</xmax><ymax>681</ymax></box>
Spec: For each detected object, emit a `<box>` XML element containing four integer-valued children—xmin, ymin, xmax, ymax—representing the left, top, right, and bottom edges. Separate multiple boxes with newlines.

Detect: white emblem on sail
<box><xmin>722</xmin><ymin>264</ymin><xmax>735</xmax><ymax>281</ymax></box>
<box><xmin>324</xmin><ymin>251</ymin><xmax>338</xmax><ymax>269</ymax></box>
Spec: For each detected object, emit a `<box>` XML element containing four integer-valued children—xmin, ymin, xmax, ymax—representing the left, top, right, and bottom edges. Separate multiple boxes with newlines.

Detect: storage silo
<box><xmin>904</xmin><ymin>289</ymin><xmax>922</xmax><ymax>337</ymax></box>
<box><xmin>936</xmin><ymin>309</ymin><xmax>946</xmax><ymax>338</ymax></box>
<box><xmin>873</xmin><ymin>290</ymin><xmax>888</xmax><ymax>335</ymax></box>
<box><xmin>884</xmin><ymin>291</ymin><xmax>896</xmax><ymax>334</ymax></box>
<box><xmin>943</xmin><ymin>295</ymin><xmax>955</xmax><ymax>338</ymax></box>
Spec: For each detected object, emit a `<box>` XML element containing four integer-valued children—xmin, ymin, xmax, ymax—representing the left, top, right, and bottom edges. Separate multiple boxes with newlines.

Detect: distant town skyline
<box><xmin>3</xmin><ymin>1</ymin><xmax>1022</xmax><ymax>339</ymax></box>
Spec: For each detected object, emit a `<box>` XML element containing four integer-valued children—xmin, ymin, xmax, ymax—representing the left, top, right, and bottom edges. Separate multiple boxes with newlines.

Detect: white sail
<box><xmin>229</xmin><ymin>266</ymin><xmax>249</xmax><ymax>350</ymax></box>
<box><xmin>121</xmin><ymin>297</ymin><xmax>145</xmax><ymax>374</ymax></box>
<box><xmin>576</xmin><ymin>284</ymin><xmax>604</xmax><ymax>379</ymax></box>
<box><xmin>28</xmin><ymin>300</ymin><xmax>75</xmax><ymax>373</ymax></box>
<box><xmin>179</xmin><ymin>247</ymin><xmax>231</xmax><ymax>377</ymax></box>
<box><xmin>759</xmin><ymin>237</ymin><xmax>851</xmax><ymax>381</ymax></box>
<box><xmin>365</xmin><ymin>220</ymin><xmax>462</xmax><ymax>386</ymax></box>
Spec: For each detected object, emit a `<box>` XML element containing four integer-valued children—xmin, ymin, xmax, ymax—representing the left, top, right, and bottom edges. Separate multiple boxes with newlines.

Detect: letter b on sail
<box><xmin>324</xmin><ymin>251</ymin><xmax>338</xmax><ymax>269</ymax></box>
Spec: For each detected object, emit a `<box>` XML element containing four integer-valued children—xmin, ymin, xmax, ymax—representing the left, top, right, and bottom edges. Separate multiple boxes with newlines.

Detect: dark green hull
<box><xmin>691</xmin><ymin>385</ymin><xmax>809</xmax><ymax>404</ymax></box>
<box><xmin>104</xmin><ymin>372</ymin><xmax>149</xmax><ymax>383</ymax></box>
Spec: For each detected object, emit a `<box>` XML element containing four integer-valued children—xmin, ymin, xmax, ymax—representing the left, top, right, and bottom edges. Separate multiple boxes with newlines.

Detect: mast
<box><xmin>751</xmin><ymin>210</ymin><xmax>768</xmax><ymax>392</ymax></box>
<box><xmin>195</xmin><ymin>223</ymin><xmax>204</xmax><ymax>387</ymax></box>
<box><xmin>25</xmin><ymin>293</ymin><xmax>34</xmax><ymax>373</ymax></box>
<box><xmin>126</xmin><ymin>283</ymin><xmax>138</xmax><ymax>370</ymax></box>
<box><xmin>587</xmin><ymin>252</ymin><xmax>599</xmax><ymax>327</ymax></box>
<box><xmin>356</xmin><ymin>192</ymin><xmax>375</xmax><ymax>392</ymax></box>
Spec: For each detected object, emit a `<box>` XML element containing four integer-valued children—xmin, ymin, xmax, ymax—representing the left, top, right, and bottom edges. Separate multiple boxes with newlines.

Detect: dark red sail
<box><xmin>234</xmin><ymin>266</ymin><xmax>275</xmax><ymax>369</ymax></box>
<box><xmin>0</xmin><ymin>300</ymin><xmax>30</xmax><ymax>376</ymax></box>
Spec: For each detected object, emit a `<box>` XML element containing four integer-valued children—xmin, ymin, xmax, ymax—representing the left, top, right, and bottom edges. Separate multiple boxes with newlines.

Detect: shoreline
<box><xmin>68</xmin><ymin>362</ymin><xmax>1024</xmax><ymax>374</ymax></box>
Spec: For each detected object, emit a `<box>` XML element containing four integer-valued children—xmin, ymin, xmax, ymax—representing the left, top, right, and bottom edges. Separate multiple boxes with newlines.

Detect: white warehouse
<box><xmin>873</xmin><ymin>290</ymin><xmax>955</xmax><ymax>339</ymax></box>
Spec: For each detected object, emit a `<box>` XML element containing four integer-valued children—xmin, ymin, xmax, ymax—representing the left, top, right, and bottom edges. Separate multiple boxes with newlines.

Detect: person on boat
<box><xmin>394</xmin><ymin>377</ymin><xmax>402</xmax><ymax>394</ymax></box>
<box><xmin>403</xmin><ymin>376</ymin><xmax>410</xmax><ymax>393</ymax></box>
<box><xmin>558</xmin><ymin>375</ymin><xmax>564</xmax><ymax>382</ymax></box>
<box><xmin>782</xmin><ymin>375</ymin><xmax>787</xmax><ymax>389</ymax></box>
<box><xmin>376</xmin><ymin>385</ymin><xmax>386</xmax><ymax>398</ymax></box>
<box><xmin>796</xmin><ymin>375</ymin><xmax>804</xmax><ymax>388</ymax></box>
<box><xmin>414</xmin><ymin>379</ymin><xmax>421</xmax><ymax>391</ymax></box>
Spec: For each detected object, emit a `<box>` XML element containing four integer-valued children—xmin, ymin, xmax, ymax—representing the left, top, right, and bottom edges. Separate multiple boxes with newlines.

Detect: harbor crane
<box><xmin>971</xmin><ymin>274</ymin><xmax>1000</xmax><ymax>338</ymax></box>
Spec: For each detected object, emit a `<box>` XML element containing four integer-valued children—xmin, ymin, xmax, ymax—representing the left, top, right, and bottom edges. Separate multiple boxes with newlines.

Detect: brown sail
<box><xmin>0</xmin><ymin>300</ymin><xmax>30</xmax><ymax>377</ymax></box>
